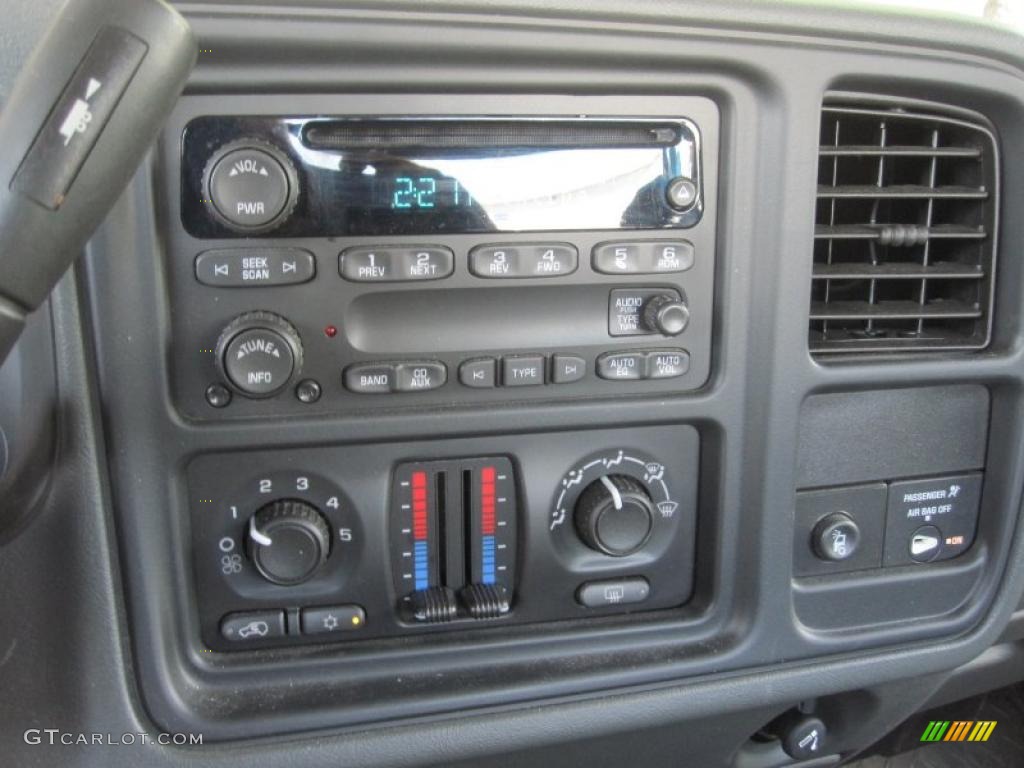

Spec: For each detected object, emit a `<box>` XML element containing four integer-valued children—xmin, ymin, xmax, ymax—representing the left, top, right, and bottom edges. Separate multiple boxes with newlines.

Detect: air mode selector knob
<box><xmin>216</xmin><ymin>311</ymin><xmax>303</xmax><ymax>398</ymax></box>
<box><xmin>574</xmin><ymin>474</ymin><xmax>655</xmax><ymax>557</ymax></box>
<box><xmin>642</xmin><ymin>294</ymin><xmax>690</xmax><ymax>336</ymax></box>
<box><xmin>247</xmin><ymin>499</ymin><xmax>331</xmax><ymax>586</ymax></box>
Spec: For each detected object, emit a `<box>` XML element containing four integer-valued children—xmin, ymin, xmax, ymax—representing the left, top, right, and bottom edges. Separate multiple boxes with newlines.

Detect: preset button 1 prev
<box><xmin>340</xmin><ymin>246</ymin><xmax>454</xmax><ymax>282</ymax></box>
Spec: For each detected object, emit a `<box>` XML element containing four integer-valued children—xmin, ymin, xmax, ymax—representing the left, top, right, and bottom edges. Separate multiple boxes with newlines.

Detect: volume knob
<box><xmin>203</xmin><ymin>140</ymin><xmax>299</xmax><ymax>233</ymax></box>
<box><xmin>216</xmin><ymin>311</ymin><xmax>303</xmax><ymax>398</ymax></box>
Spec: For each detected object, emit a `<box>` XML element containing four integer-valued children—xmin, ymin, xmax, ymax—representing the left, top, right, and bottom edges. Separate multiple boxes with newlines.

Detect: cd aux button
<box><xmin>394</xmin><ymin>362</ymin><xmax>447</xmax><ymax>392</ymax></box>
<box><xmin>340</xmin><ymin>246</ymin><xmax>454</xmax><ymax>282</ymax></box>
<box><xmin>469</xmin><ymin>244</ymin><xmax>578</xmax><ymax>278</ymax></box>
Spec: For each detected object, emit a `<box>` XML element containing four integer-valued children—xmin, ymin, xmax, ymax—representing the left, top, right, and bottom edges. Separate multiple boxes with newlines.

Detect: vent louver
<box><xmin>811</xmin><ymin>104</ymin><xmax>997</xmax><ymax>354</ymax></box>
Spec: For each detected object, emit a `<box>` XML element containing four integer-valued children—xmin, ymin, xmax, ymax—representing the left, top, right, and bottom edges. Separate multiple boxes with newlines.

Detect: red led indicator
<box><xmin>412</xmin><ymin>471</ymin><xmax>428</xmax><ymax>540</ymax></box>
<box><xmin>324</xmin><ymin>325</ymin><xmax>338</xmax><ymax>338</ymax></box>
<box><xmin>481</xmin><ymin>466</ymin><xmax>496</xmax><ymax>535</ymax></box>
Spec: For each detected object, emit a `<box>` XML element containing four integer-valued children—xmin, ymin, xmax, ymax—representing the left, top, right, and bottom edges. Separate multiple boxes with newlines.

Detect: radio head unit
<box><xmin>182</xmin><ymin>116</ymin><xmax>704</xmax><ymax>238</ymax></box>
<box><xmin>166</xmin><ymin>99</ymin><xmax>718</xmax><ymax>419</ymax></box>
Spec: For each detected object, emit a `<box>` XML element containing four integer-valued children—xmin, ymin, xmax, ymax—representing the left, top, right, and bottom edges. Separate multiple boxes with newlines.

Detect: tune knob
<box><xmin>215</xmin><ymin>311</ymin><xmax>303</xmax><ymax>398</ymax></box>
<box><xmin>574</xmin><ymin>474</ymin><xmax>654</xmax><ymax>556</ymax></box>
<box><xmin>642</xmin><ymin>294</ymin><xmax>690</xmax><ymax>336</ymax></box>
<box><xmin>247</xmin><ymin>499</ymin><xmax>331</xmax><ymax>586</ymax></box>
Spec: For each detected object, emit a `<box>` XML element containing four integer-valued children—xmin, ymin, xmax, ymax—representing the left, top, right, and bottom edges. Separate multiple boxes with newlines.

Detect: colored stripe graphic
<box><xmin>969</xmin><ymin>721</ymin><xmax>997</xmax><ymax>742</ymax></box>
<box><xmin>921</xmin><ymin>720</ymin><xmax>997</xmax><ymax>743</ymax></box>
<box><xmin>945</xmin><ymin>721</ymin><xmax>971</xmax><ymax>741</ymax></box>
<box><xmin>921</xmin><ymin>721</ymin><xmax>950</xmax><ymax>742</ymax></box>
<box><xmin>412</xmin><ymin>471</ymin><xmax>429</xmax><ymax>590</ymax></box>
<box><xmin>480</xmin><ymin>466</ymin><xmax>497</xmax><ymax>584</ymax></box>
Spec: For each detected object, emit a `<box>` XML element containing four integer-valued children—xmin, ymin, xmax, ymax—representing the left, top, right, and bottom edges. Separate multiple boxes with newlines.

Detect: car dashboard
<box><xmin>2</xmin><ymin>1</ymin><xmax>1024</xmax><ymax>766</ymax></box>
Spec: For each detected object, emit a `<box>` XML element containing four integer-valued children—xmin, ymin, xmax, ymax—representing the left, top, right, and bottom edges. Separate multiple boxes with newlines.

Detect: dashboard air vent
<box><xmin>811</xmin><ymin>104</ymin><xmax>997</xmax><ymax>354</ymax></box>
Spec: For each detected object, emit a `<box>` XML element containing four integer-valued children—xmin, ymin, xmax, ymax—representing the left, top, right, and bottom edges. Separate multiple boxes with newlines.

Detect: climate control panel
<box><xmin>188</xmin><ymin>425</ymin><xmax>699</xmax><ymax>651</ymax></box>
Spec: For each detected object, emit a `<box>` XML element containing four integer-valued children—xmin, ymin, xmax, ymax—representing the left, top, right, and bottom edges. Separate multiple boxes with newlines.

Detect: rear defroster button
<box><xmin>576</xmin><ymin>577</ymin><xmax>650</xmax><ymax>608</ymax></box>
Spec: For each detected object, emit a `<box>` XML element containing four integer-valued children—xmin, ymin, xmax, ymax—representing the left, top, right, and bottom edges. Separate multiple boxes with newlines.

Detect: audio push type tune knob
<box><xmin>574</xmin><ymin>474</ymin><xmax>655</xmax><ymax>556</ymax></box>
<box><xmin>642</xmin><ymin>294</ymin><xmax>690</xmax><ymax>336</ymax></box>
<box><xmin>215</xmin><ymin>311</ymin><xmax>303</xmax><ymax>398</ymax></box>
<box><xmin>247</xmin><ymin>499</ymin><xmax>331</xmax><ymax>586</ymax></box>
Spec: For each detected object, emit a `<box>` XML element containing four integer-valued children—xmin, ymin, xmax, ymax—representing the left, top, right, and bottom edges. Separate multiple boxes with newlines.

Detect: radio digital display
<box><xmin>183</xmin><ymin>117</ymin><xmax>703</xmax><ymax>238</ymax></box>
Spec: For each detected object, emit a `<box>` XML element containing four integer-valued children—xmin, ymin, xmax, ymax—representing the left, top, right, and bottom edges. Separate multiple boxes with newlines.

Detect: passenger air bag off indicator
<box><xmin>882</xmin><ymin>472</ymin><xmax>982</xmax><ymax>566</ymax></box>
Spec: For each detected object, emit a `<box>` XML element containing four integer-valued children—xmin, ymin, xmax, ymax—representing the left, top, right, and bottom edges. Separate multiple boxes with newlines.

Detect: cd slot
<box><xmin>345</xmin><ymin>285</ymin><xmax>610</xmax><ymax>354</ymax></box>
<box><xmin>302</xmin><ymin>119</ymin><xmax>682</xmax><ymax>150</ymax></box>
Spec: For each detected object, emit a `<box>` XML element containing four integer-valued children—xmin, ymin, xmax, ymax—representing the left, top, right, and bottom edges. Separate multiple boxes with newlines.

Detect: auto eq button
<box><xmin>596</xmin><ymin>351</ymin><xmax>644</xmax><ymax>380</ymax></box>
<box><xmin>220</xmin><ymin>610</ymin><xmax>286</xmax><ymax>643</ymax></box>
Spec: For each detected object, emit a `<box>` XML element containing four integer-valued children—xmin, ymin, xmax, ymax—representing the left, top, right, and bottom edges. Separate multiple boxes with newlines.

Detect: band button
<box><xmin>343</xmin><ymin>363</ymin><xmax>395</xmax><ymax>393</ymax></box>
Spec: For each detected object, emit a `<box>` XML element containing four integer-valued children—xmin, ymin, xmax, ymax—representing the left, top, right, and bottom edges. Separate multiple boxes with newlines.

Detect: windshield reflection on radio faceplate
<box><xmin>313</xmin><ymin>145</ymin><xmax>687</xmax><ymax>234</ymax></box>
<box><xmin>184</xmin><ymin>117</ymin><xmax>702</xmax><ymax>237</ymax></box>
<box><xmin>423</xmin><ymin>149</ymin><xmax>666</xmax><ymax>231</ymax></box>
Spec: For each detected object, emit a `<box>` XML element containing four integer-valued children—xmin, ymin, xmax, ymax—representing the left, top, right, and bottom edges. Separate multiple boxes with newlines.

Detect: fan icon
<box><xmin>322</xmin><ymin>614</ymin><xmax>339</xmax><ymax>631</ymax></box>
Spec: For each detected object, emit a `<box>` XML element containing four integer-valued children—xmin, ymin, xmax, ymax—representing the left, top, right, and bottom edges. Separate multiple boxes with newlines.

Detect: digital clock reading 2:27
<box><xmin>391</xmin><ymin>176</ymin><xmax>473</xmax><ymax>210</ymax></box>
